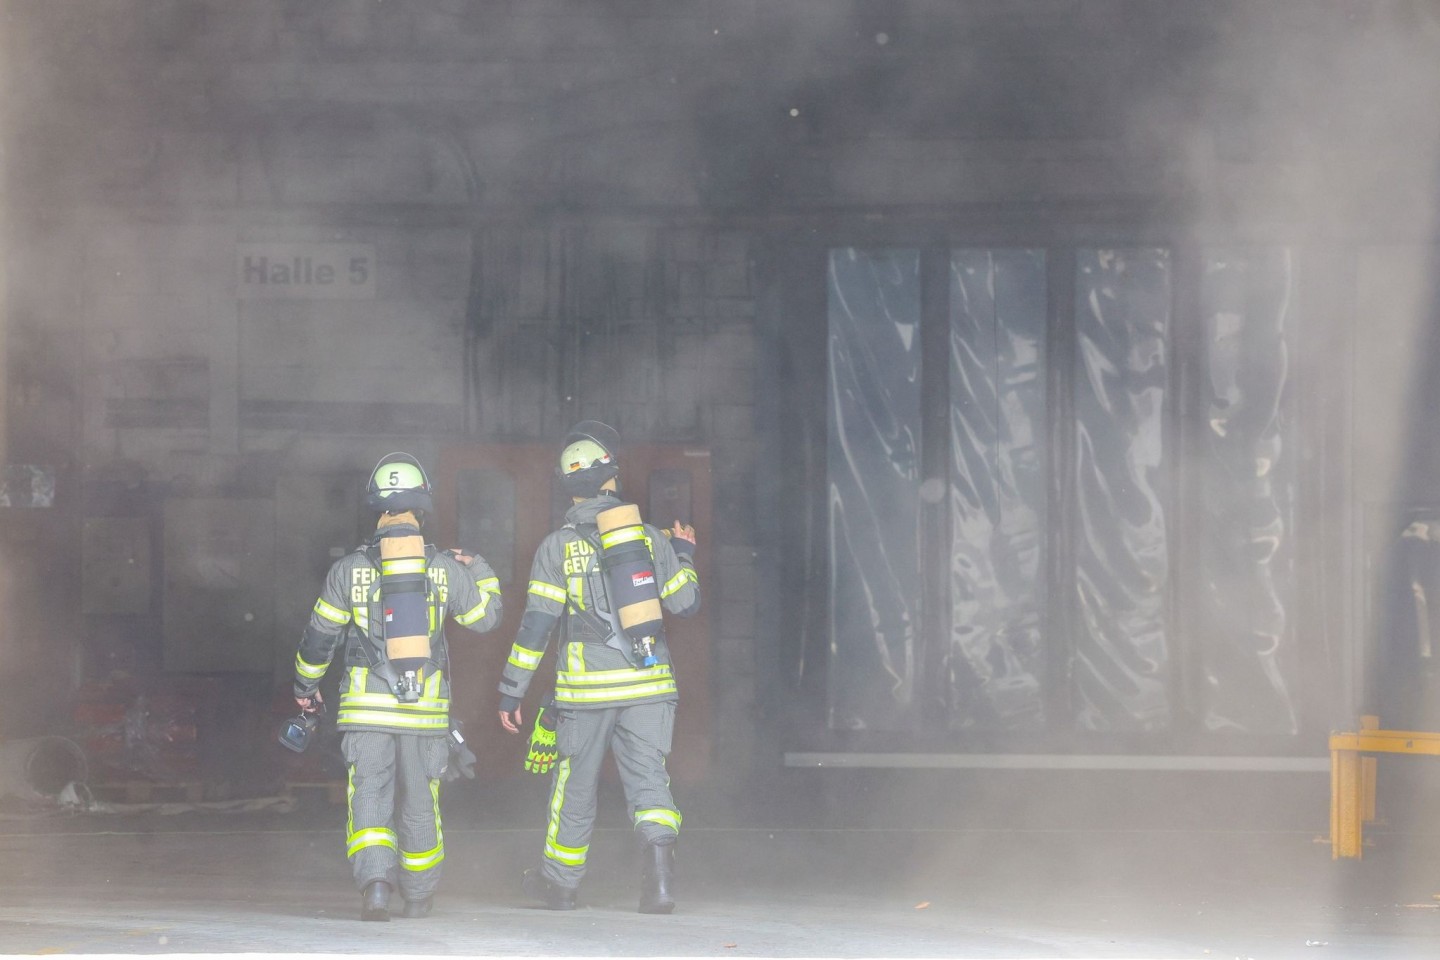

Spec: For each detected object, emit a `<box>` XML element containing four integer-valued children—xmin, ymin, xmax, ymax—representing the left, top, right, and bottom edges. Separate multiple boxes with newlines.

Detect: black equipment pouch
<box><xmin>563</xmin><ymin>523</ymin><xmax>638</xmax><ymax>666</ymax></box>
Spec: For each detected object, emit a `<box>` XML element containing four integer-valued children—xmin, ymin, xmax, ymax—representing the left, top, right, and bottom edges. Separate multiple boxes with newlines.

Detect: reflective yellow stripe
<box><xmin>353</xmin><ymin>608</ymin><xmax>370</xmax><ymax>631</ymax></box>
<box><xmin>454</xmin><ymin>595</ymin><xmax>491</xmax><ymax>625</ymax></box>
<box><xmin>545</xmin><ymin>757</ymin><xmax>568</xmax><ymax>849</ymax></box>
<box><xmin>567</xmin><ymin>641</ymin><xmax>584</xmax><ymax>674</ymax></box>
<box><xmin>402</xmin><ymin>844</ymin><xmax>444</xmax><ymax>871</ymax></box>
<box><xmin>557</xmin><ymin>664</ymin><xmax>673</xmax><ymax>686</ymax></box>
<box><xmin>508</xmin><ymin>646</ymin><xmax>544</xmax><ymax>670</ymax></box>
<box><xmin>347</xmin><ymin>827</ymin><xmax>398</xmax><ymax>857</ymax></box>
<box><xmin>634</xmin><ymin>808</ymin><xmax>682</xmax><ymax>833</ymax></box>
<box><xmin>314</xmin><ymin>598</ymin><xmax>350</xmax><ymax>624</ymax></box>
<box><xmin>544</xmin><ymin>758</ymin><xmax>586</xmax><ymax>866</ymax></box>
<box><xmin>346</xmin><ymin>763</ymin><xmax>356</xmax><ymax>840</ymax></box>
<box><xmin>555</xmin><ymin>679</ymin><xmax>678</xmax><ymax>703</ymax></box>
<box><xmin>599</xmin><ymin>526</ymin><xmax>646</xmax><ymax>549</ymax></box>
<box><xmin>529</xmin><ymin>580</ymin><xmax>567</xmax><ymax>603</ymax></box>
<box><xmin>476</xmin><ymin>577</ymin><xmax>499</xmax><ymax>592</ymax></box>
<box><xmin>424</xmin><ymin>670</ymin><xmax>442</xmax><ymax>699</ymax></box>
<box><xmin>568</xmin><ymin>575</ymin><xmax>585</xmax><ymax>608</ymax></box>
<box><xmin>337</xmin><ymin>710</ymin><xmax>450</xmax><ymax>729</ymax></box>
<box><xmin>341</xmin><ymin>693</ymin><xmax>449</xmax><ymax>712</ymax></box>
<box><xmin>401</xmin><ymin>778</ymin><xmax>444</xmax><ymax>872</ymax></box>
<box><xmin>660</xmin><ymin>568</ymin><xmax>697</xmax><ymax>598</ymax></box>
<box><xmin>544</xmin><ymin>839</ymin><xmax>589</xmax><ymax>866</ymax></box>
<box><xmin>295</xmin><ymin>652</ymin><xmax>328</xmax><ymax>680</ymax></box>
<box><xmin>381</xmin><ymin>557</ymin><xmax>427</xmax><ymax>575</ymax></box>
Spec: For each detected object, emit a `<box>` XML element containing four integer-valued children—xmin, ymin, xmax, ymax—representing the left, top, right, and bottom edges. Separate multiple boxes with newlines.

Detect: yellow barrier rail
<box><xmin>1329</xmin><ymin>714</ymin><xmax>1440</xmax><ymax>859</ymax></box>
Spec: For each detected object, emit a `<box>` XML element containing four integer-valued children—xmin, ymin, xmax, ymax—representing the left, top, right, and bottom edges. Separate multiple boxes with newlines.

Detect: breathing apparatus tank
<box><xmin>367</xmin><ymin>454</ymin><xmax>435</xmax><ymax>700</ymax></box>
<box><xmin>595</xmin><ymin>502</ymin><xmax>664</xmax><ymax>667</ymax></box>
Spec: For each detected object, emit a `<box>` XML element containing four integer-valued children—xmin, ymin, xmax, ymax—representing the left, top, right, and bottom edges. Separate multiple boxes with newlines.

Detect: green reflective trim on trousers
<box><xmin>401</xmin><ymin>778</ymin><xmax>444</xmax><ymax>873</ymax></box>
<box><xmin>397</xmin><ymin>777</ymin><xmax>444</xmax><ymax>871</ymax></box>
<box><xmin>402</xmin><ymin>846</ymin><xmax>444</xmax><ymax>871</ymax></box>
<box><xmin>634</xmin><ymin>807</ymin><xmax>682</xmax><ymax>833</ymax></box>
<box><xmin>348</xmin><ymin>827</ymin><xmax>398</xmax><ymax>857</ymax></box>
<box><xmin>543</xmin><ymin>758</ymin><xmax>574</xmax><ymax>865</ymax></box>
<box><xmin>346</xmin><ymin>764</ymin><xmax>356</xmax><ymax>845</ymax></box>
<box><xmin>544</xmin><ymin>839</ymin><xmax>588</xmax><ymax>866</ymax></box>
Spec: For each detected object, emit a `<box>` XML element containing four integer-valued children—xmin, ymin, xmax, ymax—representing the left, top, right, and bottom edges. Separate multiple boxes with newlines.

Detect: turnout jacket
<box><xmin>294</xmin><ymin>531</ymin><xmax>503</xmax><ymax>736</ymax></box>
<box><xmin>499</xmin><ymin>495</ymin><xmax>700</xmax><ymax>710</ymax></box>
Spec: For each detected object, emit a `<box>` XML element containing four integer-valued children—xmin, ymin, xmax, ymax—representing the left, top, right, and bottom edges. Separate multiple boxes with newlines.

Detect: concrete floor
<box><xmin>1</xmin><ymin>771</ymin><xmax>1438</xmax><ymax>959</ymax></box>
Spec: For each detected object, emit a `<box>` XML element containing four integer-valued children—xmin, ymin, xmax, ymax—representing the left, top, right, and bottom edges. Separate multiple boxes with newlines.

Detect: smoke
<box><xmin>6</xmin><ymin>3</ymin><xmax>1440</xmax><ymax>950</ymax></box>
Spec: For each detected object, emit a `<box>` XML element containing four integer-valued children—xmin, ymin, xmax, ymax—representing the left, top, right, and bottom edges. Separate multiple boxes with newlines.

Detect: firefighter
<box><xmin>497</xmin><ymin>420</ymin><xmax>700</xmax><ymax>913</ymax></box>
<box><xmin>293</xmin><ymin>453</ymin><xmax>503</xmax><ymax>921</ymax></box>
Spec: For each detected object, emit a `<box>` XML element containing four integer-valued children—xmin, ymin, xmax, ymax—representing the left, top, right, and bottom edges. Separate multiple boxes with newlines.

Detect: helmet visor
<box><xmin>563</xmin><ymin>420</ymin><xmax>620</xmax><ymax>457</ymax></box>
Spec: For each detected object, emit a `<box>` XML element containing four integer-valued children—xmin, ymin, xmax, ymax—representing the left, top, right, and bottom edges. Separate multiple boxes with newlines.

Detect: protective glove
<box><xmin>444</xmin><ymin>725</ymin><xmax>477</xmax><ymax>782</ymax></box>
<box><xmin>445</xmin><ymin>546</ymin><xmax>482</xmax><ymax>567</ymax></box>
<box><xmin>524</xmin><ymin>706</ymin><xmax>559</xmax><ymax>775</ymax></box>
<box><xmin>294</xmin><ymin>689</ymin><xmax>324</xmax><ymax>713</ymax></box>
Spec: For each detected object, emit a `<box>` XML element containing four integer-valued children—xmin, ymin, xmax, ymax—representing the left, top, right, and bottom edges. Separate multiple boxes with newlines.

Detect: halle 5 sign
<box><xmin>236</xmin><ymin>243</ymin><xmax>375</xmax><ymax>299</ymax></box>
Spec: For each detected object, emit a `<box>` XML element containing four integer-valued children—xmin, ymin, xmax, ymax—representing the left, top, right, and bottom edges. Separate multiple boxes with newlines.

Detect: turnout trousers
<box><xmin>342</xmin><ymin>730</ymin><xmax>448</xmax><ymax>901</ymax></box>
<box><xmin>540</xmin><ymin>699</ymin><xmax>681</xmax><ymax>889</ymax></box>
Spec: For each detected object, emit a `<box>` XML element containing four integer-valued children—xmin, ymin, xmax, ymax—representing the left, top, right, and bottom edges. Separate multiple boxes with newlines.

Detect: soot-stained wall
<box><xmin>3</xmin><ymin>1</ymin><xmax>1440</xmax><ymax>774</ymax></box>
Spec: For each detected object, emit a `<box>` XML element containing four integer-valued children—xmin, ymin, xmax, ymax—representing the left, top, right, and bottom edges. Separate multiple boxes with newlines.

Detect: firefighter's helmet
<box><xmin>558</xmin><ymin>420</ymin><xmax>621</xmax><ymax>498</ymax></box>
<box><xmin>366</xmin><ymin>452</ymin><xmax>434</xmax><ymax>516</ymax></box>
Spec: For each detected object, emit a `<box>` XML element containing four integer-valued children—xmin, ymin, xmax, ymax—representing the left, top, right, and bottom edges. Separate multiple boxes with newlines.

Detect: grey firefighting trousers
<box><xmin>342</xmin><ymin>731</ymin><xmax>449</xmax><ymax>900</ymax></box>
<box><xmin>539</xmin><ymin>699</ymin><xmax>681</xmax><ymax>889</ymax></box>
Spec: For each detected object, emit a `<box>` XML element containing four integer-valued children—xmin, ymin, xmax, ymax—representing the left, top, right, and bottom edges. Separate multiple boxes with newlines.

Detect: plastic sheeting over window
<box><xmin>822</xmin><ymin>243</ymin><xmax>1302</xmax><ymax>743</ymax></box>
<box><xmin>1194</xmin><ymin>248</ymin><xmax>1299</xmax><ymax>734</ymax></box>
<box><xmin>1072</xmin><ymin>248</ymin><xmax>1172</xmax><ymax>732</ymax></box>
<box><xmin>947</xmin><ymin>250</ymin><xmax>1048</xmax><ymax>731</ymax></box>
<box><xmin>826</xmin><ymin>249</ymin><xmax>921</xmax><ymax>731</ymax></box>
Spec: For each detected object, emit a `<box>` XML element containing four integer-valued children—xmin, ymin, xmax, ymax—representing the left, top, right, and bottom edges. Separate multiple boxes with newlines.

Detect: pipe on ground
<box><xmin>0</xmin><ymin>737</ymin><xmax>88</xmax><ymax>801</ymax></box>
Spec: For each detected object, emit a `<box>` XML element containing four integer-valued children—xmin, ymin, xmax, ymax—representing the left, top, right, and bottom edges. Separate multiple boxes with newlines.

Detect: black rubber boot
<box><xmin>361</xmin><ymin>880</ymin><xmax>391</xmax><ymax>922</ymax></box>
<box><xmin>638</xmin><ymin>840</ymin><xmax>676</xmax><ymax>914</ymax></box>
<box><xmin>521</xmin><ymin>868</ymin><xmax>577</xmax><ymax>910</ymax></box>
<box><xmin>400</xmin><ymin>896</ymin><xmax>432</xmax><ymax>919</ymax></box>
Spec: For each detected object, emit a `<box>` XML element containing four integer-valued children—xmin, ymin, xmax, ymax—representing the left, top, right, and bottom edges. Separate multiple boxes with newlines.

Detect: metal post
<box><xmin>1360</xmin><ymin>714</ymin><xmax>1379</xmax><ymax>824</ymax></box>
<box><xmin>1331</xmin><ymin>741</ymin><xmax>1363</xmax><ymax>859</ymax></box>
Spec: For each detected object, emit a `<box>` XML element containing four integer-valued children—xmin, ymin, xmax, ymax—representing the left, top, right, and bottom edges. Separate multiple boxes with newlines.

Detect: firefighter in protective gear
<box><xmin>497</xmin><ymin>421</ymin><xmax>700</xmax><ymax>913</ymax></box>
<box><xmin>294</xmin><ymin>453</ymin><xmax>503</xmax><ymax>922</ymax></box>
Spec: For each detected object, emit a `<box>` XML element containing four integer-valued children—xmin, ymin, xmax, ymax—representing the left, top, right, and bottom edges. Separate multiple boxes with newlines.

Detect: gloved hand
<box><xmin>445</xmin><ymin>726</ymin><xmax>477</xmax><ymax>782</ymax></box>
<box><xmin>294</xmin><ymin>689</ymin><xmax>324</xmax><ymax>713</ymax></box>
<box><xmin>524</xmin><ymin>706</ymin><xmax>559</xmax><ymax>775</ymax></box>
<box><xmin>667</xmin><ymin>521</ymin><xmax>697</xmax><ymax>562</ymax></box>
<box><xmin>445</xmin><ymin>546</ymin><xmax>481</xmax><ymax>566</ymax></box>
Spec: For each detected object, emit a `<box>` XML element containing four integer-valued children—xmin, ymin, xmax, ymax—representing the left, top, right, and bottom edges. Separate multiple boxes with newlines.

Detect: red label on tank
<box><xmin>631</xmin><ymin>571</ymin><xmax>655</xmax><ymax>587</ymax></box>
